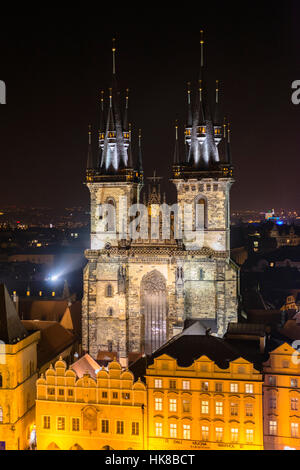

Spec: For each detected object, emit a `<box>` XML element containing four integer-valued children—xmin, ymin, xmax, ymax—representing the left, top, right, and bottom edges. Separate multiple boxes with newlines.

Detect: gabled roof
<box><xmin>0</xmin><ymin>284</ymin><xmax>28</xmax><ymax>344</ymax></box>
<box><xmin>70</xmin><ymin>354</ymin><xmax>100</xmax><ymax>379</ymax></box>
<box><xmin>22</xmin><ymin>320</ymin><xmax>76</xmax><ymax>368</ymax></box>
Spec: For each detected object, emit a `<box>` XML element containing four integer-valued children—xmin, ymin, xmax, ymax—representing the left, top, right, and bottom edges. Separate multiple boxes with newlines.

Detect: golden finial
<box><xmin>216</xmin><ymin>80</ymin><xmax>219</xmax><ymax>104</ymax></box>
<box><xmin>200</xmin><ymin>30</ymin><xmax>204</xmax><ymax>45</ymax></box>
<box><xmin>175</xmin><ymin>120</ymin><xmax>179</xmax><ymax>140</ymax></box>
<box><xmin>112</xmin><ymin>38</ymin><xmax>116</xmax><ymax>75</ymax></box>
<box><xmin>200</xmin><ymin>30</ymin><xmax>204</xmax><ymax>68</ymax></box>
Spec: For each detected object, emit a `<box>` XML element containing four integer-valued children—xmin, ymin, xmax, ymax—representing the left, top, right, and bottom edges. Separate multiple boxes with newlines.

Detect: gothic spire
<box><xmin>187</xmin><ymin>83</ymin><xmax>193</xmax><ymax>128</ymax></box>
<box><xmin>123</xmin><ymin>88</ymin><xmax>129</xmax><ymax>132</ymax></box>
<box><xmin>173</xmin><ymin>121</ymin><xmax>180</xmax><ymax>165</ymax></box>
<box><xmin>138</xmin><ymin>129</ymin><xmax>144</xmax><ymax>174</ymax></box>
<box><xmin>226</xmin><ymin>121</ymin><xmax>232</xmax><ymax>165</ymax></box>
<box><xmin>86</xmin><ymin>125</ymin><xmax>94</xmax><ymax>171</ymax></box>
<box><xmin>214</xmin><ymin>80</ymin><xmax>221</xmax><ymax>125</ymax></box>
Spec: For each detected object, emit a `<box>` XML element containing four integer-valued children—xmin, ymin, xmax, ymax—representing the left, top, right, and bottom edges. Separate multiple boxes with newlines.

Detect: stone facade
<box><xmin>82</xmin><ymin>177</ymin><xmax>239</xmax><ymax>364</ymax></box>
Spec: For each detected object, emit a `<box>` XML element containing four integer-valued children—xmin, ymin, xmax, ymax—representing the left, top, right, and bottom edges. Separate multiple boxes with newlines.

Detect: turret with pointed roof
<box><xmin>0</xmin><ymin>285</ymin><xmax>28</xmax><ymax>345</ymax></box>
<box><xmin>173</xmin><ymin>31</ymin><xmax>233</xmax><ymax>180</ymax></box>
<box><xmin>87</xmin><ymin>39</ymin><xmax>142</xmax><ymax>184</ymax></box>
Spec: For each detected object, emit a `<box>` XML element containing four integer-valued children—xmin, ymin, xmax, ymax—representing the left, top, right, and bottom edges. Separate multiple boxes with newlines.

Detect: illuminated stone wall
<box><xmin>36</xmin><ymin>359</ymin><xmax>146</xmax><ymax>451</ymax></box>
<box><xmin>82</xmin><ymin>176</ymin><xmax>239</xmax><ymax>361</ymax></box>
<box><xmin>0</xmin><ymin>331</ymin><xmax>40</xmax><ymax>450</ymax></box>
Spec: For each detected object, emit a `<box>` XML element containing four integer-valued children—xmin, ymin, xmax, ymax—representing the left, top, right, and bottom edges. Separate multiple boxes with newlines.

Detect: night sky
<box><xmin>0</xmin><ymin>4</ymin><xmax>299</xmax><ymax>212</ymax></box>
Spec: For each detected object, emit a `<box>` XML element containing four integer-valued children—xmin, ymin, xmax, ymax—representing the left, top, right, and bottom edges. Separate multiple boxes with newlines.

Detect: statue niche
<box><xmin>141</xmin><ymin>270</ymin><xmax>168</xmax><ymax>355</ymax></box>
<box><xmin>82</xmin><ymin>406</ymin><xmax>98</xmax><ymax>432</ymax></box>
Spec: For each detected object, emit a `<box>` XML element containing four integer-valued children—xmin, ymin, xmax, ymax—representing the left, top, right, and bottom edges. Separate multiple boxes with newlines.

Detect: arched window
<box><xmin>107</xmin><ymin>308</ymin><xmax>113</xmax><ymax>317</ymax></box>
<box><xmin>195</xmin><ymin>197</ymin><xmax>207</xmax><ymax>230</ymax></box>
<box><xmin>0</xmin><ymin>407</ymin><xmax>3</xmax><ymax>423</ymax></box>
<box><xmin>105</xmin><ymin>198</ymin><xmax>116</xmax><ymax>232</ymax></box>
<box><xmin>106</xmin><ymin>285</ymin><xmax>113</xmax><ymax>298</ymax></box>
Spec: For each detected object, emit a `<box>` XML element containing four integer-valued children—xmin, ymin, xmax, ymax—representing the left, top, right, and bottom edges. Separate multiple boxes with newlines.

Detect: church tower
<box><xmin>82</xmin><ymin>35</ymin><xmax>239</xmax><ymax>366</ymax></box>
<box><xmin>172</xmin><ymin>31</ymin><xmax>238</xmax><ymax>332</ymax></box>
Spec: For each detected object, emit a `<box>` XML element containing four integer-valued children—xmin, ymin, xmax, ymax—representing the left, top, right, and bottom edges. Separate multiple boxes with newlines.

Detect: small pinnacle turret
<box><xmin>173</xmin><ymin>30</ymin><xmax>233</xmax><ymax>180</ymax></box>
<box><xmin>86</xmin><ymin>38</ymin><xmax>142</xmax><ymax>184</ymax></box>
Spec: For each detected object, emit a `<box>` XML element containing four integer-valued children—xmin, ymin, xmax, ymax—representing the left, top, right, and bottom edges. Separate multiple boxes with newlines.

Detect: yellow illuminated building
<box><xmin>0</xmin><ymin>334</ymin><xmax>40</xmax><ymax>450</ymax></box>
<box><xmin>145</xmin><ymin>354</ymin><xmax>264</xmax><ymax>450</ymax></box>
<box><xmin>36</xmin><ymin>358</ymin><xmax>146</xmax><ymax>450</ymax></box>
<box><xmin>263</xmin><ymin>343</ymin><xmax>300</xmax><ymax>450</ymax></box>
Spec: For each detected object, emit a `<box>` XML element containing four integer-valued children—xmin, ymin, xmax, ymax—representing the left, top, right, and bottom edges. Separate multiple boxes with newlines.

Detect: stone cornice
<box><xmin>85</xmin><ymin>246</ymin><xmax>229</xmax><ymax>261</ymax></box>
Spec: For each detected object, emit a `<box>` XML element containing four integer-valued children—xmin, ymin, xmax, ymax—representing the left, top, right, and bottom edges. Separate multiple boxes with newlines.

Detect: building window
<box><xmin>246</xmin><ymin>429</ymin><xmax>254</xmax><ymax>443</ymax></box>
<box><xmin>102</xmin><ymin>420</ymin><xmax>109</xmax><ymax>434</ymax></box>
<box><xmin>102</xmin><ymin>392</ymin><xmax>108</xmax><ymax>399</ymax></box>
<box><xmin>215</xmin><ymin>402</ymin><xmax>223</xmax><ymax>415</ymax></box>
<box><xmin>154</xmin><ymin>379</ymin><xmax>163</xmax><ymax>389</ymax></box>
<box><xmin>169</xmin><ymin>380</ymin><xmax>176</xmax><ymax>390</ymax></box>
<box><xmin>269</xmin><ymin>396</ymin><xmax>277</xmax><ymax>409</ymax></box>
<box><xmin>108</xmin><ymin>341</ymin><xmax>113</xmax><ymax>353</ymax></box>
<box><xmin>291</xmin><ymin>379</ymin><xmax>298</xmax><ymax>388</ymax></box>
<box><xmin>132</xmin><ymin>422</ymin><xmax>139</xmax><ymax>436</ymax></box>
<box><xmin>116</xmin><ymin>421</ymin><xmax>124</xmax><ymax>435</ymax></box>
<box><xmin>245</xmin><ymin>403</ymin><xmax>253</xmax><ymax>417</ymax></box>
<box><xmin>107</xmin><ymin>308</ymin><xmax>114</xmax><ymax>317</ymax></box>
<box><xmin>112</xmin><ymin>392</ymin><xmax>118</xmax><ymax>400</ymax></box>
<box><xmin>182</xmin><ymin>400</ymin><xmax>191</xmax><ymax>413</ymax></box>
<box><xmin>231</xmin><ymin>428</ymin><xmax>239</xmax><ymax>443</ymax></box>
<box><xmin>196</xmin><ymin>198</ymin><xmax>207</xmax><ymax>230</ymax></box>
<box><xmin>105</xmin><ymin>199</ymin><xmax>116</xmax><ymax>232</ymax></box>
<box><xmin>245</xmin><ymin>384</ymin><xmax>254</xmax><ymax>394</ymax></box>
<box><xmin>57</xmin><ymin>417</ymin><xmax>65</xmax><ymax>431</ymax></box>
<box><xmin>43</xmin><ymin>416</ymin><xmax>50</xmax><ymax>430</ymax></box>
<box><xmin>170</xmin><ymin>424</ymin><xmax>177</xmax><ymax>439</ymax></box>
<box><xmin>155</xmin><ymin>423</ymin><xmax>163</xmax><ymax>437</ymax></box>
<box><xmin>47</xmin><ymin>388</ymin><xmax>55</xmax><ymax>396</ymax></box>
<box><xmin>215</xmin><ymin>383</ymin><xmax>223</xmax><ymax>393</ymax></box>
<box><xmin>230</xmin><ymin>383</ymin><xmax>238</xmax><ymax>393</ymax></box>
<box><xmin>72</xmin><ymin>418</ymin><xmax>80</xmax><ymax>432</ymax></box>
<box><xmin>58</xmin><ymin>389</ymin><xmax>64</xmax><ymax>396</ymax></box>
<box><xmin>291</xmin><ymin>423</ymin><xmax>299</xmax><ymax>438</ymax></box>
<box><xmin>269</xmin><ymin>421</ymin><xmax>277</xmax><ymax>436</ymax></box>
<box><xmin>201</xmin><ymin>382</ymin><xmax>209</xmax><ymax>392</ymax></box>
<box><xmin>201</xmin><ymin>426</ymin><xmax>209</xmax><ymax>442</ymax></box>
<box><xmin>122</xmin><ymin>393</ymin><xmax>130</xmax><ymax>400</ymax></box>
<box><xmin>201</xmin><ymin>401</ymin><xmax>209</xmax><ymax>414</ymax></box>
<box><xmin>269</xmin><ymin>376</ymin><xmax>276</xmax><ymax>386</ymax></box>
<box><xmin>183</xmin><ymin>424</ymin><xmax>191</xmax><ymax>440</ymax></box>
<box><xmin>106</xmin><ymin>284</ymin><xmax>113</xmax><ymax>298</ymax></box>
<box><xmin>216</xmin><ymin>427</ymin><xmax>223</xmax><ymax>442</ymax></box>
<box><xmin>199</xmin><ymin>269</ymin><xmax>205</xmax><ymax>281</ymax></box>
<box><xmin>155</xmin><ymin>398</ymin><xmax>163</xmax><ymax>412</ymax></box>
<box><xmin>182</xmin><ymin>380</ymin><xmax>190</xmax><ymax>390</ymax></box>
<box><xmin>291</xmin><ymin>398</ymin><xmax>299</xmax><ymax>411</ymax></box>
<box><xmin>68</xmin><ymin>389</ymin><xmax>74</xmax><ymax>397</ymax></box>
<box><xmin>169</xmin><ymin>399</ymin><xmax>177</xmax><ymax>413</ymax></box>
<box><xmin>230</xmin><ymin>402</ymin><xmax>238</xmax><ymax>416</ymax></box>
<box><xmin>0</xmin><ymin>373</ymin><xmax>2</xmax><ymax>388</ymax></box>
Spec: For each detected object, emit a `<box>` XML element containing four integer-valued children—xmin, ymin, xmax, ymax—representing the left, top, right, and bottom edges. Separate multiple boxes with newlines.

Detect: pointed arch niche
<box><xmin>141</xmin><ymin>270</ymin><xmax>168</xmax><ymax>354</ymax></box>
